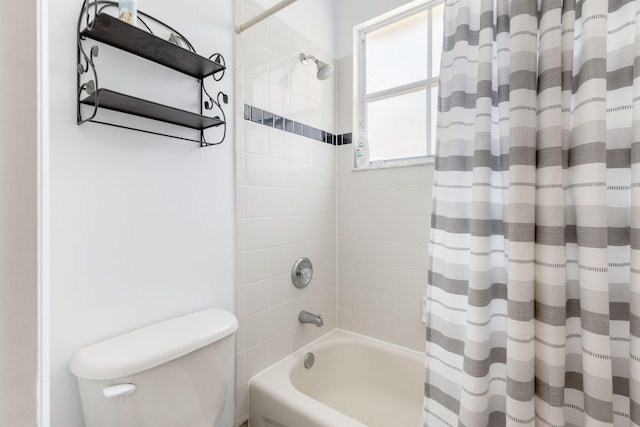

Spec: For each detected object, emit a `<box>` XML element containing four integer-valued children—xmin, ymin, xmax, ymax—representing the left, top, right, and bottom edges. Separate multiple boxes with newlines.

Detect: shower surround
<box><xmin>234</xmin><ymin>0</ymin><xmax>434</xmax><ymax>425</ymax></box>
<box><xmin>234</xmin><ymin>0</ymin><xmax>337</xmax><ymax>424</ymax></box>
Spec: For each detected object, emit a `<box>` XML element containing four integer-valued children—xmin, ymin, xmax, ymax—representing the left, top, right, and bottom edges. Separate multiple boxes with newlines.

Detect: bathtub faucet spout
<box><xmin>299</xmin><ymin>311</ymin><xmax>323</xmax><ymax>327</ymax></box>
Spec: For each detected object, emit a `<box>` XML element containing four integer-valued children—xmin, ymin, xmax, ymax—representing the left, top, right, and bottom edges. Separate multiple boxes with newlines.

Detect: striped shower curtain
<box><xmin>424</xmin><ymin>0</ymin><xmax>640</xmax><ymax>425</ymax></box>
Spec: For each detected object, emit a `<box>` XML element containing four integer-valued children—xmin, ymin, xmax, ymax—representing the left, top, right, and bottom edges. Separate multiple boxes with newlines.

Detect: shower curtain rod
<box><xmin>235</xmin><ymin>0</ymin><xmax>299</xmax><ymax>33</ymax></box>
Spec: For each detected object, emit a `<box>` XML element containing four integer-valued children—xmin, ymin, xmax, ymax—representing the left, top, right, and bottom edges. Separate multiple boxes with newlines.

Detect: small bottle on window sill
<box><xmin>355</xmin><ymin>131</ymin><xmax>369</xmax><ymax>168</ymax></box>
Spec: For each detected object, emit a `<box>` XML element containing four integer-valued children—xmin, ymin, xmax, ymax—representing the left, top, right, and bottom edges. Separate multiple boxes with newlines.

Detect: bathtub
<box><xmin>249</xmin><ymin>329</ymin><xmax>424</xmax><ymax>427</ymax></box>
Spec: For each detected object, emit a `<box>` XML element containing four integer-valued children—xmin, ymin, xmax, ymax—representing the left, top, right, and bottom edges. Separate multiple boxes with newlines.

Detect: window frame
<box><xmin>353</xmin><ymin>0</ymin><xmax>443</xmax><ymax>169</ymax></box>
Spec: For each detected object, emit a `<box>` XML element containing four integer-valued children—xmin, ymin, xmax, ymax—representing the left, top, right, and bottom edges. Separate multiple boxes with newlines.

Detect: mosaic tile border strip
<box><xmin>243</xmin><ymin>104</ymin><xmax>352</xmax><ymax>146</ymax></box>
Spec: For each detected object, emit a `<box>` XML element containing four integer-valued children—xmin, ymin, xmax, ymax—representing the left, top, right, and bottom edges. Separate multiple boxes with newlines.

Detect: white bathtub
<box><xmin>249</xmin><ymin>329</ymin><xmax>424</xmax><ymax>427</ymax></box>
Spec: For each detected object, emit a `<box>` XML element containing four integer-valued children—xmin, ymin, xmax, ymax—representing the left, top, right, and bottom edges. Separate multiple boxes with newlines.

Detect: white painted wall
<box><xmin>250</xmin><ymin>0</ymin><xmax>335</xmax><ymax>55</ymax></box>
<box><xmin>245</xmin><ymin>0</ymin><xmax>413</xmax><ymax>59</ymax></box>
<box><xmin>47</xmin><ymin>1</ymin><xmax>236</xmax><ymax>426</ymax></box>
<box><xmin>0</xmin><ymin>1</ymin><xmax>38</xmax><ymax>426</ymax></box>
<box><xmin>332</xmin><ymin>0</ymin><xmax>415</xmax><ymax>58</ymax></box>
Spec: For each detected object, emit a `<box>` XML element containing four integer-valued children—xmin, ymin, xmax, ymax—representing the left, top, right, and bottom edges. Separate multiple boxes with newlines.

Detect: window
<box><xmin>354</xmin><ymin>0</ymin><xmax>443</xmax><ymax>167</ymax></box>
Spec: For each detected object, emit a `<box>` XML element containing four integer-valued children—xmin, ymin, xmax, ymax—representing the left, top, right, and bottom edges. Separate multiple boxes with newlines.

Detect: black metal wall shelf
<box><xmin>76</xmin><ymin>0</ymin><xmax>228</xmax><ymax>147</ymax></box>
<box><xmin>81</xmin><ymin>89</ymin><xmax>225</xmax><ymax>130</ymax></box>
<box><xmin>80</xmin><ymin>13</ymin><xmax>225</xmax><ymax>79</ymax></box>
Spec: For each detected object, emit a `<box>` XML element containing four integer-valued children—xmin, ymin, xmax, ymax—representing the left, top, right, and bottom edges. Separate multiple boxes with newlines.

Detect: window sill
<box><xmin>352</xmin><ymin>157</ymin><xmax>435</xmax><ymax>171</ymax></box>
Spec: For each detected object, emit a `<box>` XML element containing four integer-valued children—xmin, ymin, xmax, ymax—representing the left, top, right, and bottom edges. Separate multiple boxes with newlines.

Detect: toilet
<box><xmin>70</xmin><ymin>308</ymin><xmax>238</xmax><ymax>427</ymax></box>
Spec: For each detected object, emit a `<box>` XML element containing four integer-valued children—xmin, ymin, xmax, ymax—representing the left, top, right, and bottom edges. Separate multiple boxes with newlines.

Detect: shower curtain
<box><xmin>424</xmin><ymin>0</ymin><xmax>640</xmax><ymax>426</ymax></box>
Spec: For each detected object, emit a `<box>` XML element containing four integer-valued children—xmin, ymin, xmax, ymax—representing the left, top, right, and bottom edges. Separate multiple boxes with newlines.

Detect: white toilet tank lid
<box><xmin>70</xmin><ymin>308</ymin><xmax>238</xmax><ymax>381</ymax></box>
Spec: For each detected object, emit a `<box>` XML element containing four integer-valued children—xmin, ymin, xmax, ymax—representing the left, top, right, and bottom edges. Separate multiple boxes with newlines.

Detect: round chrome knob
<box><xmin>291</xmin><ymin>257</ymin><xmax>313</xmax><ymax>288</ymax></box>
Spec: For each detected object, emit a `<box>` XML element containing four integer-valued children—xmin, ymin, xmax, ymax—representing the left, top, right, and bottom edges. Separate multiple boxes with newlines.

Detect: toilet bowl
<box><xmin>70</xmin><ymin>308</ymin><xmax>238</xmax><ymax>427</ymax></box>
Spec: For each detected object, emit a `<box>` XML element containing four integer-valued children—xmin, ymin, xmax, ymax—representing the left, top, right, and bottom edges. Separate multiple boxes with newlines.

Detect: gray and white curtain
<box><xmin>424</xmin><ymin>0</ymin><xmax>640</xmax><ymax>425</ymax></box>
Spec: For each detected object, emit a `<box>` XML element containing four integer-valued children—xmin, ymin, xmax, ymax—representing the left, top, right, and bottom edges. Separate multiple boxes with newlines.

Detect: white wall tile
<box><xmin>373</xmin><ymin>315</ymin><xmax>402</xmax><ymax>345</ymax></box>
<box><xmin>245</xmin><ymin>218</ymin><xmax>280</xmax><ymax>250</ymax></box>
<box><xmin>337</xmin><ymin>109</ymin><xmax>353</xmax><ymax>135</ymax></box>
<box><xmin>269</xmin><ymin>274</ymin><xmax>299</xmax><ymax>306</ymax></box>
<box><xmin>268</xmin><ymin>327</ymin><xmax>296</xmax><ymax>363</ymax></box>
<box><xmin>235</xmin><ymin>5</ymin><xmax>338</xmax><ymax>425</ymax></box>
<box><xmin>289</xmin><ymin>135</ymin><xmax>308</xmax><ymax>162</ymax></box>
<box><xmin>289</xmin><ymin>93</ymin><xmax>307</xmax><ymax>120</ymax></box>
<box><xmin>236</xmin><ymin>317</ymin><xmax>246</xmax><ymax>353</ymax></box>
<box><xmin>236</xmin><ymin>186</ymin><xmax>246</xmax><ymax>219</ymax></box>
<box><xmin>269</xmin><ymin>188</ymin><xmax>291</xmax><ymax>217</ymax></box>
<box><xmin>235</xmin><ymin>384</ymin><xmax>248</xmax><ymax>424</ymax></box>
<box><xmin>395</xmin><ymin>215</ymin><xmax>429</xmax><ymax>243</ymax></box>
<box><xmin>268</xmin><ymin>22</ymin><xmax>289</xmax><ymax>58</ymax></box>
<box><xmin>338</xmin><ymin>283</ymin><xmax>355</xmax><ymax>308</ymax></box>
<box><xmin>235</xmin><ymin>286</ymin><xmax>246</xmax><ymax>319</ymax></box>
<box><xmin>245</xmin><ymin>310</ymin><xmax>274</xmax><ymax>348</ymax></box>
<box><xmin>290</xmin><ymin>67</ymin><xmax>308</xmax><ymax>98</ymax></box>
<box><xmin>244</xmin><ymin>187</ymin><xmax>270</xmax><ymax>218</ymax></box>
<box><xmin>236</xmin><ymin>71</ymin><xmax>246</xmax><ymax>119</ymax></box>
<box><xmin>337</xmin><ymin>130</ymin><xmax>434</xmax><ymax>351</ymax></box>
<box><xmin>269</xmin><ymin>54</ymin><xmax>290</xmax><ymax>87</ymax></box>
<box><xmin>308</xmin><ymin>75</ymin><xmax>323</xmax><ymax>104</ymax></box>
<box><xmin>236</xmin><ymin>252</ymin><xmax>247</xmax><ymax>287</ymax></box>
<box><xmin>396</xmin><ymin>187</ymin><xmax>432</xmax><ymax>215</ymax></box>
<box><xmin>268</xmin><ymin>83</ymin><xmax>286</xmax><ymax>115</ymax></box>
<box><xmin>244</xmin><ymin>340</ymin><xmax>272</xmax><ymax>378</ymax></box>
<box><xmin>337</xmin><ymin>306</ymin><xmax>356</xmax><ymax>330</ymax></box>
<box><xmin>268</xmin><ymin>244</ymin><xmax>300</xmax><ymax>273</ymax></box>
<box><xmin>269</xmin><ymin>157</ymin><xmax>290</xmax><ymax>188</ymax></box>
<box><xmin>321</xmin><ymin>74</ymin><xmax>337</xmax><ymax>131</ymax></box>
<box><xmin>244</xmin><ymin>73</ymin><xmax>270</xmax><ymax>109</ymax></box>
<box><xmin>244</xmin><ymin>153</ymin><xmax>269</xmax><ymax>187</ymax></box>
<box><xmin>308</xmin><ymin>140</ymin><xmax>335</xmax><ymax>166</ymax></box>
<box><xmin>236</xmin><ymin>219</ymin><xmax>247</xmax><ymax>252</ymax></box>
<box><xmin>235</xmin><ymin>35</ymin><xmax>245</xmax><ymax>71</ymax></box>
<box><xmin>369</xmin><ymin>265</ymin><xmax>398</xmax><ymax>293</ymax></box>
<box><xmin>288</xmin><ymin>33</ymin><xmax>312</xmax><ymax>64</ymax></box>
<box><xmin>270</xmin><ymin>300</ymin><xmax>298</xmax><ymax>333</ymax></box>
<box><xmin>244</xmin><ymin>121</ymin><xmax>269</xmax><ymax>155</ymax></box>
<box><xmin>372</xmin><ymin>290</ymin><xmax>398</xmax><ymax>318</ymax></box>
<box><xmin>245</xmin><ymin>249</ymin><xmax>276</xmax><ymax>283</ymax></box>
<box><xmin>397</xmin><ymin>293</ymin><xmax>423</xmax><ymax>324</ymax></box>
<box><xmin>337</xmin><ymin>145</ymin><xmax>354</xmax><ymax>170</ymax></box>
<box><xmin>268</xmin><ymin>128</ymin><xmax>290</xmax><ymax>159</ymax></box>
<box><xmin>245</xmin><ymin>279</ymin><xmax>271</xmax><ymax>315</ymax></box>
<box><xmin>352</xmin><ymin>286</ymin><xmax>374</xmax><ymax>313</ymax></box>
<box><xmin>236</xmin><ymin>147</ymin><xmax>246</xmax><ymax>183</ymax></box>
<box><xmin>336</xmin><ymin>56</ymin><xmax>354</xmax><ymax>135</ymax></box>
<box><xmin>313</xmin><ymin>260</ymin><xmax>335</xmax><ymax>288</ymax></box>
<box><xmin>306</xmin><ymin>102</ymin><xmax>323</xmax><ymax>130</ymax></box>
<box><xmin>236</xmin><ymin>353</ymin><xmax>246</xmax><ymax>387</ymax></box>
<box><xmin>397</xmin><ymin>268</ymin><xmax>428</xmax><ymax>296</ymax></box>
<box><xmin>395</xmin><ymin>242</ymin><xmax>428</xmax><ymax>270</ymax></box>
<box><xmin>289</xmin><ymin>161</ymin><xmax>311</xmax><ymax>190</ymax></box>
<box><xmin>394</xmin><ymin>320</ymin><xmax>426</xmax><ymax>352</ymax></box>
<box><xmin>351</xmin><ymin>310</ymin><xmax>376</xmax><ymax>337</ymax></box>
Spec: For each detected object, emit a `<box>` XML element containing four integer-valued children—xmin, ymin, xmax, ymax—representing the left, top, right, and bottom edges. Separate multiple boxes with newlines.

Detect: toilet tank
<box><xmin>70</xmin><ymin>309</ymin><xmax>238</xmax><ymax>427</ymax></box>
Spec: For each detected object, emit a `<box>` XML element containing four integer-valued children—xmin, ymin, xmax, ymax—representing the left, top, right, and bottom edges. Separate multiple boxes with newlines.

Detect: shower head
<box><xmin>315</xmin><ymin>60</ymin><xmax>333</xmax><ymax>80</ymax></box>
<box><xmin>299</xmin><ymin>53</ymin><xmax>333</xmax><ymax>80</ymax></box>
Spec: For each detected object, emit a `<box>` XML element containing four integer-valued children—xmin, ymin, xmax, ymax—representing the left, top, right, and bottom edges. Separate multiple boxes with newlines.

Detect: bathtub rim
<box><xmin>248</xmin><ymin>328</ymin><xmax>425</xmax><ymax>427</ymax></box>
<box><xmin>249</xmin><ymin>328</ymin><xmax>424</xmax><ymax>382</ymax></box>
